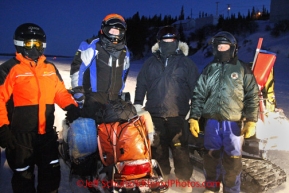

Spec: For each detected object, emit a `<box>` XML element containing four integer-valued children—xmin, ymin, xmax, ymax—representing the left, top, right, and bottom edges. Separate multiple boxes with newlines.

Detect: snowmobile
<box><xmin>188</xmin><ymin>38</ymin><xmax>287</xmax><ymax>193</ymax></box>
<box><xmin>57</xmin><ymin>98</ymin><xmax>168</xmax><ymax>193</ymax></box>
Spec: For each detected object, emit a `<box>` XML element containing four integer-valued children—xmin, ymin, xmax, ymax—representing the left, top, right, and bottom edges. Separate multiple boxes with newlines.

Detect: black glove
<box><xmin>0</xmin><ymin>125</ymin><xmax>17</xmax><ymax>149</ymax></box>
<box><xmin>65</xmin><ymin>104</ymin><xmax>81</xmax><ymax>123</ymax></box>
<box><xmin>70</xmin><ymin>86</ymin><xmax>85</xmax><ymax>108</ymax></box>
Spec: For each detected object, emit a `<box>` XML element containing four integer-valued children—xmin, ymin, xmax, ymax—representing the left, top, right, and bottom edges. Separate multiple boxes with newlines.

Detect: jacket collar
<box><xmin>15</xmin><ymin>52</ymin><xmax>46</xmax><ymax>67</ymax></box>
<box><xmin>212</xmin><ymin>55</ymin><xmax>238</xmax><ymax>65</ymax></box>
<box><xmin>151</xmin><ymin>41</ymin><xmax>189</xmax><ymax>56</ymax></box>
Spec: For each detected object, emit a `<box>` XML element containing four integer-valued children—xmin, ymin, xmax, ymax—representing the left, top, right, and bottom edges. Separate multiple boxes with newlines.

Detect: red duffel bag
<box><xmin>97</xmin><ymin>116</ymin><xmax>151</xmax><ymax>166</ymax></box>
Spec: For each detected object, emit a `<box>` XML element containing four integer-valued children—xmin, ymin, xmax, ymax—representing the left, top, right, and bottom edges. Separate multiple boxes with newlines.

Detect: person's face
<box><xmin>217</xmin><ymin>44</ymin><xmax>230</xmax><ymax>51</ymax></box>
<box><xmin>162</xmin><ymin>38</ymin><xmax>175</xmax><ymax>42</ymax></box>
<box><xmin>109</xmin><ymin>28</ymin><xmax>120</xmax><ymax>35</ymax></box>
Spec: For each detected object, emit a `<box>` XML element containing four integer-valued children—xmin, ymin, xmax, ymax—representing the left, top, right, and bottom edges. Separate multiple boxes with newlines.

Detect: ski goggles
<box><xmin>14</xmin><ymin>39</ymin><xmax>46</xmax><ymax>50</ymax></box>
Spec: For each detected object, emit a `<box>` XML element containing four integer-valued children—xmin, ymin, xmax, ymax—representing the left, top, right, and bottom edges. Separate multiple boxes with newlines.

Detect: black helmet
<box><xmin>14</xmin><ymin>23</ymin><xmax>46</xmax><ymax>60</ymax></box>
<box><xmin>101</xmin><ymin>13</ymin><xmax>126</xmax><ymax>43</ymax></box>
<box><xmin>210</xmin><ymin>31</ymin><xmax>237</xmax><ymax>58</ymax></box>
<box><xmin>156</xmin><ymin>26</ymin><xmax>179</xmax><ymax>41</ymax></box>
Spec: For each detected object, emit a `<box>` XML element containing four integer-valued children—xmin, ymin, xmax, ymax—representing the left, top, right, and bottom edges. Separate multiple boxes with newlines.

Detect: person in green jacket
<box><xmin>188</xmin><ymin>31</ymin><xmax>259</xmax><ymax>193</ymax></box>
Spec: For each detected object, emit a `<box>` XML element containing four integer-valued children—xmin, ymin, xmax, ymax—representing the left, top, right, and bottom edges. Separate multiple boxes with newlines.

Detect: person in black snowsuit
<box><xmin>134</xmin><ymin>26</ymin><xmax>199</xmax><ymax>192</ymax></box>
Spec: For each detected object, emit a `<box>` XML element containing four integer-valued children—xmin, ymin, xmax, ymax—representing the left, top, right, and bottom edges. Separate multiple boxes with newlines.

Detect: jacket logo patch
<box><xmin>43</xmin><ymin>71</ymin><xmax>56</xmax><ymax>76</ymax></box>
<box><xmin>231</xmin><ymin>72</ymin><xmax>238</xmax><ymax>79</ymax></box>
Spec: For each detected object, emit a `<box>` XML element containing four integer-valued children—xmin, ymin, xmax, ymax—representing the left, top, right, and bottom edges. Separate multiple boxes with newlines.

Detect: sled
<box><xmin>58</xmin><ymin>113</ymin><xmax>168</xmax><ymax>193</ymax></box>
<box><xmin>97</xmin><ymin>114</ymin><xmax>168</xmax><ymax>192</ymax></box>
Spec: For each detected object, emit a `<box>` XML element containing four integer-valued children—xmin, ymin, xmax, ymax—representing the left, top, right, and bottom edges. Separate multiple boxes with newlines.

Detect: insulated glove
<box><xmin>189</xmin><ymin>119</ymin><xmax>200</xmax><ymax>138</ymax></box>
<box><xmin>0</xmin><ymin>125</ymin><xmax>17</xmax><ymax>149</ymax></box>
<box><xmin>71</xmin><ymin>86</ymin><xmax>85</xmax><ymax>108</ymax></box>
<box><xmin>134</xmin><ymin>104</ymin><xmax>143</xmax><ymax>113</ymax></box>
<box><xmin>241</xmin><ymin>121</ymin><xmax>256</xmax><ymax>138</ymax></box>
<box><xmin>65</xmin><ymin>104</ymin><xmax>81</xmax><ymax>123</ymax></box>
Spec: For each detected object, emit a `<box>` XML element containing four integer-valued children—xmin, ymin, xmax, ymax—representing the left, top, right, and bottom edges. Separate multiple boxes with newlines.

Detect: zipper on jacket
<box><xmin>217</xmin><ymin>63</ymin><xmax>224</xmax><ymax>114</ymax></box>
<box><xmin>165</xmin><ymin>58</ymin><xmax>169</xmax><ymax>67</ymax></box>
<box><xmin>108</xmin><ymin>56</ymin><xmax>117</xmax><ymax>100</ymax></box>
<box><xmin>29</xmin><ymin>61</ymin><xmax>37</xmax><ymax>67</ymax></box>
<box><xmin>156</xmin><ymin>56</ymin><xmax>165</xmax><ymax>71</ymax></box>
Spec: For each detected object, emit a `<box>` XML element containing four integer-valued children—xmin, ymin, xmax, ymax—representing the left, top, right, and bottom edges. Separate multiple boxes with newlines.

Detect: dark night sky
<box><xmin>0</xmin><ymin>0</ymin><xmax>270</xmax><ymax>56</ymax></box>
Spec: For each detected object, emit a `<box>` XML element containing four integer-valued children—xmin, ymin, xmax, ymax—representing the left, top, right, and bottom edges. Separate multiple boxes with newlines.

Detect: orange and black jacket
<box><xmin>0</xmin><ymin>53</ymin><xmax>77</xmax><ymax>134</ymax></box>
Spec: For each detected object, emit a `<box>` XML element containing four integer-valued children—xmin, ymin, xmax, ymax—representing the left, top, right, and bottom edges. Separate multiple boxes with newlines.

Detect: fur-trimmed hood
<box><xmin>151</xmin><ymin>41</ymin><xmax>189</xmax><ymax>56</ymax></box>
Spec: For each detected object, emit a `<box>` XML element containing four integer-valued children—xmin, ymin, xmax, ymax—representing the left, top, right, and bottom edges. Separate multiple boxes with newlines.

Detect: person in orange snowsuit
<box><xmin>0</xmin><ymin>23</ymin><xmax>78</xmax><ymax>193</ymax></box>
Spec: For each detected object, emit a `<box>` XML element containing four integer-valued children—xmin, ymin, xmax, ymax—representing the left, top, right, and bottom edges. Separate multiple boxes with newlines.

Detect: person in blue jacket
<box><xmin>69</xmin><ymin>13</ymin><xmax>130</xmax><ymax>123</ymax></box>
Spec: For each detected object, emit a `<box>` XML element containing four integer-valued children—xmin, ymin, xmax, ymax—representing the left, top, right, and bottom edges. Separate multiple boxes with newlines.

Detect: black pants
<box><xmin>151</xmin><ymin>116</ymin><xmax>193</xmax><ymax>180</ymax></box>
<box><xmin>6</xmin><ymin>130</ymin><xmax>60</xmax><ymax>193</ymax></box>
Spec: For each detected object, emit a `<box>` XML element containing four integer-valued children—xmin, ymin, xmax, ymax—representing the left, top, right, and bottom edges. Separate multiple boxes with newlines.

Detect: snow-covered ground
<box><xmin>1</xmin><ymin>20</ymin><xmax>289</xmax><ymax>192</ymax></box>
